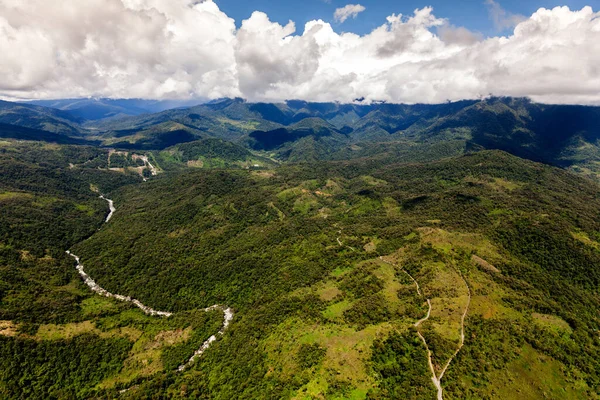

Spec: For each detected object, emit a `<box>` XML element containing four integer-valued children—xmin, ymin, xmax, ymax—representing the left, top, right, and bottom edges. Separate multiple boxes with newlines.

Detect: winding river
<box><xmin>67</xmin><ymin>195</ymin><xmax>233</xmax><ymax>371</ymax></box>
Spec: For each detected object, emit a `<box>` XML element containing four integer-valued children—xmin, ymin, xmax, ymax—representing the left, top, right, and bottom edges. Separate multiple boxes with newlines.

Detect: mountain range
<box><xmin>1</xmin><ymin>95</ymin><xmax>600</xmax><ymax>399</ymax></box>
<box><xmin>2</xmin><ymin>96</ymin><xmax>600</xmax><ymax>179</ymax></box>
<box><xmin>21</xmin><ymin>98</ymin><xmax>206</xmax><ymax>121</ymax></box>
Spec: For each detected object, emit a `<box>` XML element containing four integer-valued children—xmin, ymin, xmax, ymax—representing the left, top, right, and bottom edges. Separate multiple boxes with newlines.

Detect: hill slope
<box><xmin>0</xmin><ymin>100</ymin><xmax>82</xmax><ymax>135</ymax></box>
<box><xmin>1</xmin><ymin>140</ymin><xmax>599</xmax><ymax>398</ymax></box>
<box><xmin>0</xmin><ymin>141</ymin><xmax>224</xmax><ymax>398</ymax></box>
<box><xmin>63</xmin><ymin>150</ymin><xmax>600</xmax><ymax>399</ymax></box>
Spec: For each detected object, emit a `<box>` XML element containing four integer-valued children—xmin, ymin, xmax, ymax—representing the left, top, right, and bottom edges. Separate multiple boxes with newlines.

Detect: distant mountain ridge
<box><xmin>22</xmin><ymin>98</ymin><xmax>206</xmax><ymax>121</ymax></box>
<box><xmin>0</xmin><ymin>100</ymin><xmax>83</xmax><ymax>134</ymax></box>
<box><xmin>2</xmin><ymin>96</ymin><xmax>600</xmax><ymax>179</ymax></box>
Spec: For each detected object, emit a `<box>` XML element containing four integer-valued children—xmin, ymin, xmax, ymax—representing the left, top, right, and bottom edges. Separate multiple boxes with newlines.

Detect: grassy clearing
<box><xmin>0</xmin><ymin>191</ymin><xmax>33</xmax><ymax>201</ymax></box>
<box><xmin>277</xmin><ymin>187</ymin><xmax>304</xmax><ymax>202</ymax></box>
<box><xmin>265</xmin><ymin>317</ymin><xmax>394</xmax><ymax>399</ymax></box>
<box><xmin>489</xmin><ymin>177</ymin><xmax>523</xmax><ymax>191</ymax></box>
<box><xmin>489</xmin><ymin>207</ymin><xmax>512</xmax><ymax>217</ymax></box>
<box><xmin>31</xmin><ymin>196</ymin><xmax>60</xmax><ymax>207</ymax></box>
<box><xmin>217</xmin><ymin>118</ymin><xmax>260</xmax><ymax>131</ymax></box>
<box><xmin>532</xmin><ymin>313</ymin><xmax>573</xmax><ymax>335</ymax></box>
<box><xmin>382</xmin><ymin>197</ymin><xmax>401</xmax><ymax>217</ymax></box>
<box><xmin>330</xmin><ymin>265</ymin><xmax>353</xmax><ymax>278</ymax></box>
<box><xmin>294</xmin><ymin>194</ymin><xmax>320</xmax><ymax>215</ymax></box>
<box><xmin>323</xmin><ymin>299</ymin><xmax>353</xmax><ymax>322</ymax></box>
<box><xmin>417</xmin><ymin>227</ymin><xmax>503</xmax><ymax>265</ymax></box>
<box><xmin>482</xmin><ymin>345</ymin><xmax>593</xmax><ymax>400</ymax></box>
<box><xmin>471</xmin><ymin>254</ymin><xmax>500</xmax><ymax>273</ymax></box>
<box><xmin>316</xmin><ymin>281</ymin><xmax>342</xmax><ymax>302</ymax></box>
<box><xmin>571</xmin><ymin>230</ymin><xmax>600</xmax><ymax>250</ymax></box>
<box><xmin>467</xmin><ymin>272</ymin><xmax>521</xmax><ymax>321</ymax></box>
<box><xmin>37</xmin><ymin>321</ymin><xmax>100</xmax><ymax>340</ymax></box>
<box><xmin>372</xmin><ymin>260</ymin><xmax>403</xmax><ymax>314</ymax></box>
<box><xmin>75</xmin><ymin>203</ymin><xmax>96</xmax><ymax>216</ymax></box>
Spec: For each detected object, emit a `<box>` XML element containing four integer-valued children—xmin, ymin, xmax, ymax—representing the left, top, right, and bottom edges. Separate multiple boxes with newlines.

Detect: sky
<box><xmin>0</xmin><ymin>0</ymin><xmax>599</xmax><ymax>104</ymax></box>
<box><xmin>215</xmin><ymin>0</ymin><xmax>593</xmax><ymax>36</ymax></box>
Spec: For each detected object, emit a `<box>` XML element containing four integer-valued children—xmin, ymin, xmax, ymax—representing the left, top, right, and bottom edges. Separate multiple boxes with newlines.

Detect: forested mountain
<box><xmin>3</xmin><ymin>97</ymin><xmax>600</xmax><ymax>178</ymax></box>
<box><xmin>0</xmin><ymin>100</ymin><xmax>83</xmax><ymax>136</ymax></box>
<box><xmin>2</xmin><ymin>138</ymin><xmax>599</xmax><ymax>399</ymax></box>
<box><xmin>0</xmin><ymin>123</ymin><xmax>96</xmax><ymax>145</ymax></box>
<box><xmin>1</xmin><ymin>96</ymin><xmax>600</xmax><ymax>398</ymax></box>
<box><xmin>24</xmin><ymin>98</ymin><xmax>205</xmax><ymax>121</ymax></box>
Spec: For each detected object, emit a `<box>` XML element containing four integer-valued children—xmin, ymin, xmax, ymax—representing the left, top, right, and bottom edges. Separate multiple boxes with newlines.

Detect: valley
<box><xmin>67</xmin><ymin>195</ymin><xmax>234</xmax><ymax>374</ymax></box>
<box><xmin>2</xmin><ymin>1</ymin><xmax>599</xmax><ymax>398</ymax></box>
<box><xmin>4</xmin><ymin>97</ymin><xmax>600</xmax><ymax>180</ymax></box>
<box><xmin>1</xmin><ymin>99</ymin><xmax>599</xmax><ymax>399</ymax></box>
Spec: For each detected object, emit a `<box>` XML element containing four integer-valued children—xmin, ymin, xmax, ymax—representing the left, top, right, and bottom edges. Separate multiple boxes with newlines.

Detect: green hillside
<box><xmin>1</xmin><ymin>97</ymin><xmax>600</xmax><ymax>399</ymax></box>
<box><xmin>154</xmin><ymin>138</ymin><xmax>277</xmax><ymax>170</ymax></box>
<box><xmin>5</xmin><ymin>97</ymin><xmax>600</xmax><ymax>180</ymax></box>
<box><xmin>0</xmin><ymin>100</ymin><xmax>83</xmax><ymax>136</ymax></box>
<box><xmin>2</xmin><ymin>142</ymin><xmax>595</xmax><ymax>399</ymax></box>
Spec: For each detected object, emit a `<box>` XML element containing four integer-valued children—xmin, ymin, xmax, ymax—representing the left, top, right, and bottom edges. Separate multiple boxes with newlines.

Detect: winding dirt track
<box><xmin>437</xmin><ymin>272</ymin><xmax>471</xmax><ymax>383</ymax></box>
<box><xmin>67</xmin><ymin>196</ymin><xmax>233</xmax><ymax>371</ymax></box>
<box><xmin>414</xmin><ymin>299</ymin><xmax>432</xmax><ymax>328</ymax></box>
<box><xmin>380</xmin><ymin>257</ymin><xmax>471</xmax><ymax>400</ymax></box>
<box><xmin>336</xmin><ymin>230</ymin><xmax>356</xmax><ymax>251</ymax></box>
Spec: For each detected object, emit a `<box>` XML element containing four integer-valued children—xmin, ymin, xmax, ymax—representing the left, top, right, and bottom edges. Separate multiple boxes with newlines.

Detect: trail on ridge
<box><xmin>380</xmin><ymin>257</ymin><xmax>471</xmax><ymax>400</ymax></box>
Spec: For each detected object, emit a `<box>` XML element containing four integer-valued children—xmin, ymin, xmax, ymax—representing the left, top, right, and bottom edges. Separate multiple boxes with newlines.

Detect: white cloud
<box><xmin>437</xmin><ymin>24</ymin><xmax>483</xmax><ymax>46</ymax></box>
<box><xmin>235</xmin><ymin>12</ymin><xmax>322</xmax><ymax>99</ymax></box>
<box><xmin>485</xmin><ymin>0</ymin><xmax>526</xmax><ymax>30</ymax></box>
<box><xmin>0</xmin><ymin>0</ymin><xmax>240</xmax><ymax>100</ymax></box>
<box><xmin>0</xmin><ymin>1</ymin><xmax>599</xmax><ymax>105</ymax></box>
<box><xmin>334</xmin><ymin>4</ymin><xmax>366</xmax><ymax>23</ymax></box>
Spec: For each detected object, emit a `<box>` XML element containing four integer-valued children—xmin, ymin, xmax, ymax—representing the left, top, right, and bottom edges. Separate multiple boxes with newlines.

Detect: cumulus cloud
<box><xmin>0</xmin><ymin>0</ymin><xmax>240</xmax><ymax>99</ymax></box>
<box><xmin>235</xmin><ymin>12</ymin><xmax>323</xmax><ymax>99</ymax></box>
<box><xmin>0</xmin><ymin>1</ymin><xmax>599</xmax><ymax>105</ymax></box>
<box><xmin>334</xmin><ymin>4</ymin><xmax>366</xmax><ymax>23</ymax></box>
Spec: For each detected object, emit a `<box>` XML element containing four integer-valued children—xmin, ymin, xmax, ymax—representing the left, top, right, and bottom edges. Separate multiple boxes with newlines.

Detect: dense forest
<box><xmin>0</xmin><ymin>141</ymin><xmax>223</xmax><ymax>397</ymax></box>
<box><xmin>71</xmin><ymin>149</ymin><xmax>598</xmax><ymax>399</ymax></box>
<box><xmin>1</xmin><ymin>133</ymin><xmax>599</xmax><ymax>398</ymax></box>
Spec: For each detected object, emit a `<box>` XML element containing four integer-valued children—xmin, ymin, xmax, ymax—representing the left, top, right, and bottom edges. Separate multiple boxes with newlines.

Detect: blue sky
<box><xmin>215</xmin><ymin>0</ymin><xmax>594</xmax><ymax>36</ymax></box>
